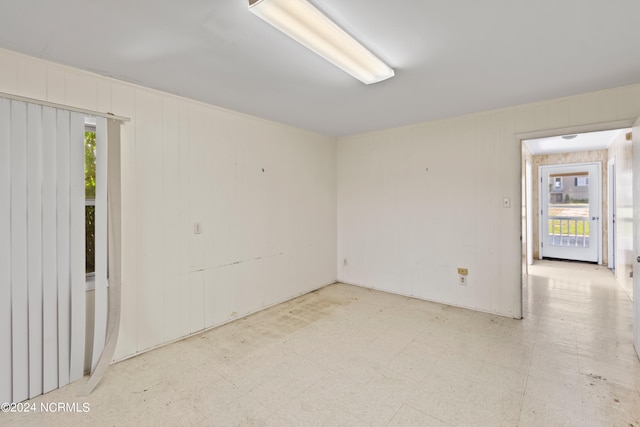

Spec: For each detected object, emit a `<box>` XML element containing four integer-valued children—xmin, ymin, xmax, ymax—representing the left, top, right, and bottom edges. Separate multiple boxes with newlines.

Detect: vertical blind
<box><xmin>91</xmin><ymin>116</ymin><xmax>108</xmax><ymax>373</ymax></box>
<box><xmin>0</xmin><ymin>98</ymin><xmax>108</xmax><ymax>403</ymax></box>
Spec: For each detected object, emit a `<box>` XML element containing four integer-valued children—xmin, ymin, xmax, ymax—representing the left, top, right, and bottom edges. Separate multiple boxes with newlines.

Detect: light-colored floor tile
<box><xmin>577</xmin><ymin>353</ymin><xmax>640</xmax><ymax>388</ymax></box>
<box><xmin>407</xmin><ymin>378</ymin><xmax>522</xmax><ymax>426</ymax></box>
<box><xmin>519</xmin><ymin>395</ymin><xmax>586</xmax><ymax>427</ymax></box>
<box><xmin>385</xmin><ymin>339</ymin><xmax>443</xmax><ymax>381</ymax></box>
<box><xmin>276</xmin><ymin>392</ymin><xmax>338</xmax><ymax>426</ymax></box>
<box><xmin>580</xmin><ymin>400</ymin><xmax>640</xmax><ymax>427</ymax></box>
<box><xmin>485</xmin><ymin>340</ymin><xmax>535</xmax><ymax>374</ymax></box>
<box><xmin>388</xmin><ymin>405</ymin><xmax>450</xmax><ymax>426</ymax></box>
<box><xmin>523</xmin><ymin>370</ymin><xmax>583</xmax><ymax>409</ymax></box>
<box><xmin>321</xmin><ymin>408</ymin><xmax>371</xmax><ymax>427</ymax></box>
<box><xmin>480</xmin><ymin>362</ymin><xmax>530</xmax><ymax>394</ymax></box>
<box><xmin>357</xmin><ymin>367</ymin><xmax>419</xmax><ymax>410</ymax></box>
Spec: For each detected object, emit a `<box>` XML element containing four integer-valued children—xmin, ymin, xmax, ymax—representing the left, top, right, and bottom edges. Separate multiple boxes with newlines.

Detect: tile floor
<box><xmin>4</xmin><ymin>260</ymin><xmax>640</xmax><ymax>426</ymax></box>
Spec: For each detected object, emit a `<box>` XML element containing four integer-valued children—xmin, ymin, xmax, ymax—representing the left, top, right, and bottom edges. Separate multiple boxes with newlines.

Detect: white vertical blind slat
<box><xmin>79</xmin><ymin>117</ymin><xmax>122</xmax><ymax>396</ymax></box>
<box><xmin>92</xmin><ymin>117</ymin><xmax>108</xmax><ymax>371</ymax></box>
<box><xmin>56</xmin><ymin>109</ymin><xmax>71</xmax><ymax>387</ymax></box>
<box><xmin>69</xmin><ymin>112</ymin><xmax>86</xmax><ymax>382</ymax></box>
<box><xmin>0</xmin><ymin>98</ymin><xmax>12</xmax><ymax>404</ymax></box>
<box><xmin>10</xmin><ymin>101</ymin><xmax>29</xmax><ymax>403</ymax></box>
<box><xmin>27</xmin><ymin>104</ymin><xmax>44</xmax><ymax>398</ymax></box>
<box><xmin>42</xmin><ymin>106</ymin><xmax>58</xmax><ymax>394</ymax></box>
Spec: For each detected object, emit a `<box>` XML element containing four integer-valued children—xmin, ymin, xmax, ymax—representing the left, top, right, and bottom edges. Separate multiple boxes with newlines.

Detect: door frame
<box><xmin>526</xmin><ymin>161</ymin><xmax>533</xmax><ymax>265</ymax></box>
<box><xmin>608</xmin><ymin>157</ymin><xmax>616</xmax><ymax>270</ymax></box>
<box><xmin>538</xmin><ymin>162</ymin><xmax>602</xmax><ymax>263</ymax></box>
<box><xmin>631</xmin><ymin>119</ymin><xmax>640</xmax><ymax>357</ymax></box>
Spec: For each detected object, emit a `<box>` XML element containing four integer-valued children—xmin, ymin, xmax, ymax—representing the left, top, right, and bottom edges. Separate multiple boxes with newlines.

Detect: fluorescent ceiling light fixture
<box><xmin>248</xmin><ymin>0</ymin><xmax>394</xmax><ymax>84</ymax></box>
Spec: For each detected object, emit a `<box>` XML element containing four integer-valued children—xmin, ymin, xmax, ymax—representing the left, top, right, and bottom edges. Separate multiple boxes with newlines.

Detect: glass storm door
<box><xmin>540</xmin><ymin>163</ymin><xmax>600</xmax><ymax>262</ymax></box>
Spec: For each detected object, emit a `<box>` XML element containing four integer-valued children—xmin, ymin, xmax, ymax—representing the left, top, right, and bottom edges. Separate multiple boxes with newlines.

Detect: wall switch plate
<box><xmin>503</xmin><ymin>197</ymin><xmax>511</xmax><ymax>208</ymax></box>
<box><xmin>194</xmin><ymin>223</ymin><xmax>202</xmax><ymax>234</ymax></box>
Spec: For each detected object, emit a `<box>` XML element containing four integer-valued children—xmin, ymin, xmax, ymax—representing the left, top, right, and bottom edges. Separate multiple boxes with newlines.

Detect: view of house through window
<box><xmin>85</xmin><ymin>125</ymin><xmax>96</xmax><ymax>275</ymax></box>
<box><xmin>547</xmin><ymin>171</ymin><xmax>590</xmax><ymax>247</ymax></box>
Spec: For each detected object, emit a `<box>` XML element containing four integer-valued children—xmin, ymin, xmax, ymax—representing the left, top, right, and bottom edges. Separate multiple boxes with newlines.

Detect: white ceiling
<box><xmin>1</xmin><ymin>0</ymin><xmax>639</xmax><ymax>136</ymax></box>
<box><xmin>524</xmin><ymin>129</ymin><xmax>625</xmax><ymax>155</ymax></box>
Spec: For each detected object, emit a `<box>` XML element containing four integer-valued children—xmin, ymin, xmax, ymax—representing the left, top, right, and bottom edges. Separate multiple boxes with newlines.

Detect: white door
<box><xmin>540</xmin><ymin>163</ymin><xmax>601</xmax><ymax>262</ymax></box>
<box><xmin>632</xmin><ymin>118</ymin><xmax>640</xmax><ymax>356</ymax></box>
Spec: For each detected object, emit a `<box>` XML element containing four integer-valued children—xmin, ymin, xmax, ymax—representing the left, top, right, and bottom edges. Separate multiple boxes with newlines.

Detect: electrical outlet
<box><xmin>458</xmin><ymin>267</ymin><xmax>468</xmax><ymax>285</ymax></box>
<box><xmin>502</xmin><ymin>197</ymin><xmax>511</xmax><ymax>208</ymax></box>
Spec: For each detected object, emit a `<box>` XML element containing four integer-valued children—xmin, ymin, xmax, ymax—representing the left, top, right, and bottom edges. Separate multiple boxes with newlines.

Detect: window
<box><xmin>85</xmin><ymin>121</ymin><xmax>96</xmax><ymax>276</ymax></box>
<box><xmin>553</xmin><ymin>177</ymin><xmax>563</xmax><ymax>191</ymax></box>
<box><xmin>575</xmin><ymin>176</ymin><xmax>589</xmax><ymax>187</ymax></box>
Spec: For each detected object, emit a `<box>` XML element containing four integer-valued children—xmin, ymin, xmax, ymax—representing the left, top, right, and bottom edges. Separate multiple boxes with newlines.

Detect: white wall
<box><xmin>0</xmin><ymin>49</ymin><xmax>337</xmax><ymax>361</ymax></box>
<box><xmin>338</xmin><ymin>84</ymin><xmax>640</xmax><ymax>318</ymax></box>
<box><xmin>609</xmin><ymin>131</ymin><xmax>634</xmax><ymax>299</ymax></box>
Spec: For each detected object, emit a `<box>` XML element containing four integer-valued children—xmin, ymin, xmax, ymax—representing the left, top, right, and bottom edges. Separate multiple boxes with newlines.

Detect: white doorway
<box><xmin>539</xmin><ymin>162</ymin><xmax>601</xmax><ymax>263</ymax></box>
<box><xmin>522</xmin><ymin>128</ymin><xmax>627</xmax><ymax>267</ymax></box>
<box><xmin>520</xmin><ymin>125</ymin><xmax>637</xmax><ymax>360</ymax></box>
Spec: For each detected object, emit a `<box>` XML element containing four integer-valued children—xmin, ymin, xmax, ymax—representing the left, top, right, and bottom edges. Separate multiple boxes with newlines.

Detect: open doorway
<box><xmin>520</xmin><ymin>126</ymin><xmax>639</xmax><ymax>364</ymax></box>
<box><xmin>522</xmin><ymin>127</ymin><xmax>633</xmax><ymax>298</ymax></box>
